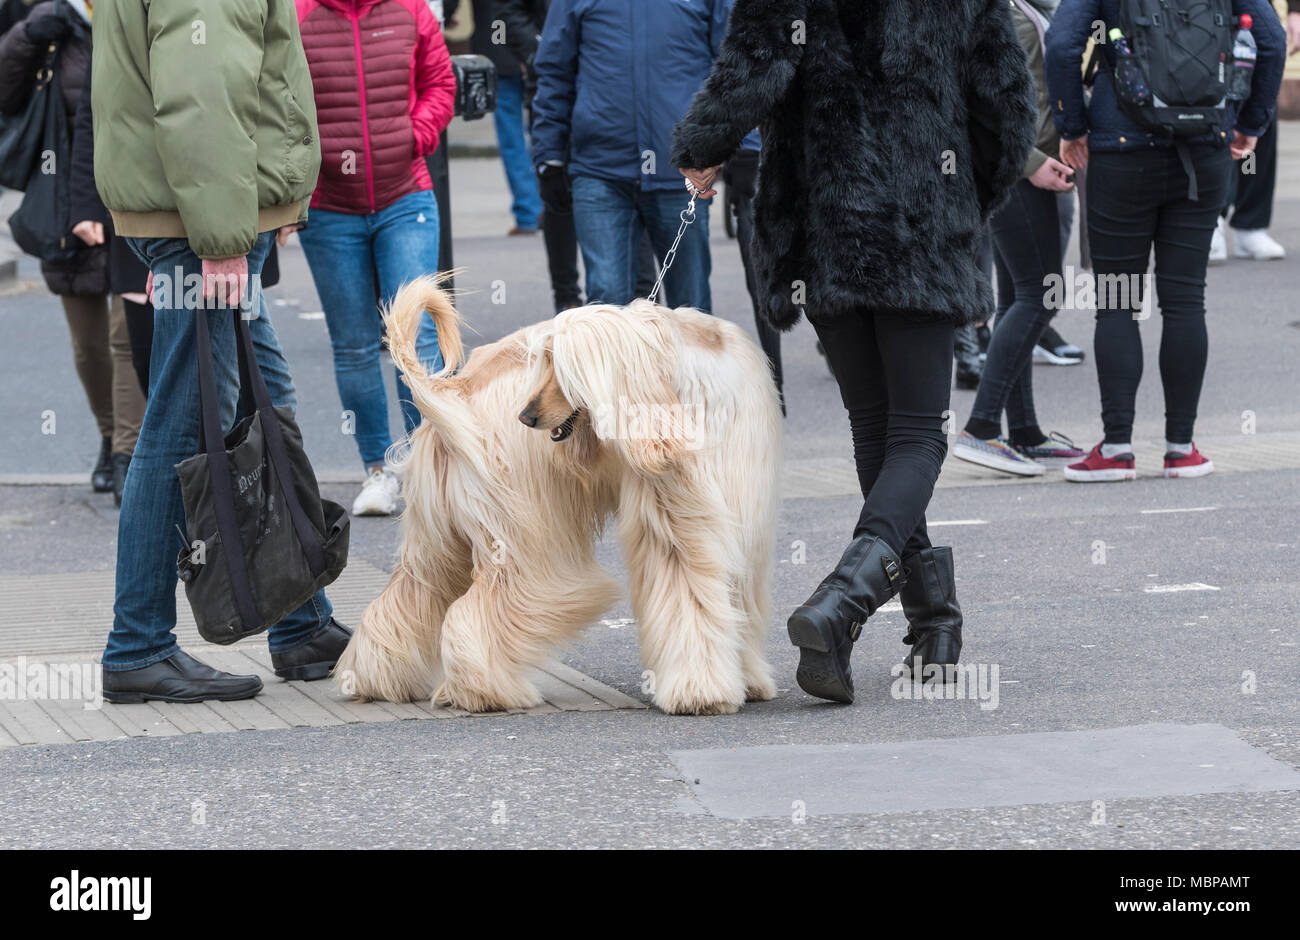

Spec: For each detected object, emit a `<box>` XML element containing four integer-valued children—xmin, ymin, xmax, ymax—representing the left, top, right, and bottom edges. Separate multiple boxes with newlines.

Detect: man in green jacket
<box><xmin>94</xmin><ymin>0</ymin><xmax>353</xmax><ymax>703</ymax></box>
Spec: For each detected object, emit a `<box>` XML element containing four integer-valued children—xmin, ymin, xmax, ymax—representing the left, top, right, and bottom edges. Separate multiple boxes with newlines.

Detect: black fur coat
<box><xmin>672</xmin><ymin>0</ymin><xmax>1036</xmax><ymax>329</ymax></box>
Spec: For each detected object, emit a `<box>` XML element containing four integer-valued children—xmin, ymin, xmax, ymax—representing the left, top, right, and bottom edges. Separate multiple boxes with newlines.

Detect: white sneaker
<box><xmin>1208</xmin><ymin>218</ymin><xmax>1228</xmax><ymax>264</ymax></box>
<box><xmin>1232</xmin><ymin>228</ymin><xmax>1285</xmax><ymax>261</ymax></box>
<box><xmin>351</xmin><ymin>467</ymin><xmax>400</xmax><ymax>516</ymax></box>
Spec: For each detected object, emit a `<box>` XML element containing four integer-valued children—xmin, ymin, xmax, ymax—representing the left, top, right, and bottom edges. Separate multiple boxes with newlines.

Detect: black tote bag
<box><xmin>176</xmin><ymin>306</ymin><xmax>349</xmax><ymax>645</ymax></box>
<box><xmin>0</xmin><ymin>23</ymin><xmax>59</xmax><ymax>190</ymax></box>
<box><xmin>7</xmin><ymin>47</ymin><xmax>75</xmax><ymax>262</ymax></box>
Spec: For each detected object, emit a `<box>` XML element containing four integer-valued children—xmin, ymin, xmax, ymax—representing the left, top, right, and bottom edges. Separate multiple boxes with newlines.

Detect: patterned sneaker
<box><xmin>1164</xmin><ymin>444</ymin><xmax>1214</xmax><ymax>479</ymax></box>
<box><xmin>1064</xmin><ymin>444</ymin><xmax>1136</xmax><ymax>482</ymax></box>
<box><xmin>952</xmin><ymin>431</ymin><xmax>1046</xmax><ymax>476</ymax></box>
<box><xmin>1016</xmin><ymin>431</ymin><xmax>1086</xmax><ymax>461</ymax></box>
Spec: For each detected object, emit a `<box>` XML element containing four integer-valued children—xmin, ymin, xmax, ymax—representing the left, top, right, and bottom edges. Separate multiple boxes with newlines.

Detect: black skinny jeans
<box><xmin>1087</xmin><ymin>144</ymin><xmax>1229</xmax><ymax>444</ymax></box>
<box><xmin>812</xmin><ymin>313</ymin><xmax>954</xmax><ymax>558</ymax></box>
<box><xmin>967</xmin><ymin>178</ymin><xmax>1062</xmax><ymax>442</ymax></box>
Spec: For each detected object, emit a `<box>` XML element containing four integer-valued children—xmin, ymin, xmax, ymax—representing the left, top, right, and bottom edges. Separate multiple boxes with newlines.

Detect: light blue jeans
<box><xmin>298</xmin><ymin>189</ymin><xmax>443</xmax><ymax>468</ymax></box>
<box><xmin>494</xmin><ymin>75</ymin><xmax>543</xmax><ymax>230</ymax></box>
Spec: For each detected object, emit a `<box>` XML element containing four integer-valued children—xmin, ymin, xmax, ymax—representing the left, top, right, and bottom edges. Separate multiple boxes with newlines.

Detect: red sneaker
<box><xmin>1064</xmin><ymin>443</ymin><xmax>1137</xmax><ymax>482</ymax></box>
<box><xmin>1164</xmin><ymin>444</ymin><xmax>1214</xmax><ymax>478</ymax></box>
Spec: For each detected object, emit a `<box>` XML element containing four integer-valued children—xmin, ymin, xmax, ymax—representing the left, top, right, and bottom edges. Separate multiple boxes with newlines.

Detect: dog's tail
<box><xmin>382</xmin><ymin>274</ymin><xmax>495</xmax><ymax>477</ymax></box>
<box><xmin>383</xmin><ymin>273</ymin><xmax>465</xmax><ymax>380</ymax></box>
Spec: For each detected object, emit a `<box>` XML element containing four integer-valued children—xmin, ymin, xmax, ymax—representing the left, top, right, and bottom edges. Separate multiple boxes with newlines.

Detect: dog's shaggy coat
<box><xmin>336</xmin><ymin>278</ymin><xmax>783</xmax><ymax>715</ymax></box>
<box><xmin>670</xmin><ymin>0</ymin><xmax>1036</xmax><ymax>329</ymax></box>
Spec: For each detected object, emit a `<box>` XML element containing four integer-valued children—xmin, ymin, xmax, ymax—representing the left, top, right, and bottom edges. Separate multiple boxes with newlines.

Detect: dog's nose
<box><xmin>518</xmin><ymin>411</ymin><xmax>538</xmax><ymax>428</ymax></box>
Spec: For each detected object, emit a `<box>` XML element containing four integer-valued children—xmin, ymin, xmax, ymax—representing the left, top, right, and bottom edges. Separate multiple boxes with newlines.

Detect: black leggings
<box><xmin>812</xmin><ymin>312</ymin><xmax>954</xmax><ymax>558</ymax></box>
<box><xmin>1087</xmin><ymin>145</ymin><xmax>1228</xmax><ymax>444</ymax></box>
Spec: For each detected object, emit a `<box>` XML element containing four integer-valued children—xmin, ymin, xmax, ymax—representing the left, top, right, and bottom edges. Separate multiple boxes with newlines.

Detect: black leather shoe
<box><xmin>102</xmin><ymin>650</ymin><xmax>262</xmax><ymax>704</ymax></box>
<box><xmin>91</xmin><ymin>436</ymin><xmax>114</xmax><ymax>492</ymax></box>
<box><xmin>899</xmin><ymin>547</ymin><xmax>963</xmax><ymax>681</ymax></box>
<box><xmin>787</xmin><ymin>536</ymin><xmax>906</xmax><ymax>703</ymax></box>
<box><xmin>111</xmin><ymin>453</ymin><xmax>131</xmax><ymax>507</ymax></box>
<box><xmin>271</xmin><ymin>619</ymin><xmax>353</xmax><ymax>681</ymax></box>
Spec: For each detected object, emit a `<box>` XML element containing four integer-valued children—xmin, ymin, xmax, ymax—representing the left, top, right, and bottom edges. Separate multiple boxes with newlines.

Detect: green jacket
<box><xmin>1009</xmin><ymin>0</ymin><xmax>1059</xmax><ymax>179</ymax></box>
<box><xmin>91</xmin><ymin>0</ymin><xmax>321</xmax><ymax>259</ymax></box>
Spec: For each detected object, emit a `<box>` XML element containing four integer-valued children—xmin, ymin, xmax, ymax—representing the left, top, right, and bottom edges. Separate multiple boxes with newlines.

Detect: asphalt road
<box><xmin>0</xmin><ymin>142</ymin><xmax>1297</xmax><ymax>849</ymax></box>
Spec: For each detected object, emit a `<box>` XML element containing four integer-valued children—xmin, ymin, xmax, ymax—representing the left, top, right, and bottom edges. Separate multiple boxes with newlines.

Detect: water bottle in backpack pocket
<box><xmin>1226</xmin><ymin>14</ymin><xmax>1257</xmax><ymax>101</ymax></box>
<box><xmin>1108</xmin><ymin>28</ymin><xmax>1151</xmax><ymax>108</ymax></box>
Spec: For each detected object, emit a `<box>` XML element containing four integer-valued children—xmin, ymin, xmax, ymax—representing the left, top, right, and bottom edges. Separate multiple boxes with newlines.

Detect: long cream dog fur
<box><xmin>335</xmin><ymin>276</ymin><xmax>782</xmax><ymax>715</ymax></box>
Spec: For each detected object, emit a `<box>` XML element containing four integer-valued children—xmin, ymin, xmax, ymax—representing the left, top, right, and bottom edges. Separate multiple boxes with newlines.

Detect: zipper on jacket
<box><xmin>351</xmin><ymin>11</ymin><xmax>377</xmax><ymax>212</ymax></box>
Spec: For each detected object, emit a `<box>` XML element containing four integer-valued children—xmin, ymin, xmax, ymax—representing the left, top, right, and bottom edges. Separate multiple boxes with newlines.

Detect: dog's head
<box><xmin>519</xmin><ymin>302</ymin><xmax>689</xmax><ymax>475</ymax></box>
<box><xmin>517</xmin><ymin>343</ymin><xmax>582</xmax><ymax>442</ymax></box>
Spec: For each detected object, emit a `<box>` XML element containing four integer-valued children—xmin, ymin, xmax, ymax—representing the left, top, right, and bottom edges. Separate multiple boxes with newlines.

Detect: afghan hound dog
<box><xmin>335</xmin><ymin>276</ymin><xmax>782</xmax><ymax>715</ymax></box>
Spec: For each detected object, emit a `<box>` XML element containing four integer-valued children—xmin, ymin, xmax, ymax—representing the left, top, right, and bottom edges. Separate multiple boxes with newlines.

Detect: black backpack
<box><xmin>1088</xmin><ymin>0</ymin><xmax>1236</xmax><ymax>136</ymax></box>
<box><xmin>1087</xmin><ymin>0</ymin><xmax>1237</xmax><ymax>196</ymax></box>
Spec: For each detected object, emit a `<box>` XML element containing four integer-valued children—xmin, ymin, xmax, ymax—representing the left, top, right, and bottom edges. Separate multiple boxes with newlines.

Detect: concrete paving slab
<box><xmin>670</xmin><ymin>723</ymin><xmax>1300</xmax><ymax>819</ymax></box>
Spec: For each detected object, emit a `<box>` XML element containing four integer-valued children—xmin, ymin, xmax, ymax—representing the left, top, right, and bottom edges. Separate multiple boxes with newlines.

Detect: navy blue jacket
<box><xmin>1045</xmin><ymin>0</ymin><xmax>1285</xmax><ymax>151</ymax></box>
<box><xmin>531</xmin><ymin>0</ymin><xmax>756</xmax><ymax>189</ymax></box>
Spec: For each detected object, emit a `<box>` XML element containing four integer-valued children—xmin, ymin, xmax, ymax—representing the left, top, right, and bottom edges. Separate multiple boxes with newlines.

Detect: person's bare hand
<box><xmin>202</xmin><ymin>255</ymin><xmax>248</xmax><ymax>306</ymax></box>
<box><xmin>1230</xmin><ymin>131</ymin><xmax>1257</xmax><ymax>160</ymax></box>
<box><xmin>1029</xmin><ymin>156</ymin><xmax>1076</xmax><ymax>192</ymax></box>
<box><xmin>277</xmin><ymin>224</ymin><xmax>302</xmax><ymax>247</ymax></box>
<box><xmin>1287</xmin><ymin>12</ymin><xmax>1300</xmax><ymax>55</ymax></box>
<box><xmin>1059</xmin><ymin>136</ymin><xmax>1089</xmax><ymax>171</ymax></box>
<box><xmin>679</xmin><ymin>165</ymin><xmax>721</xmax><ymax>199</ymax></box>
<box><xmin>72</xmin><ymin>220</ymin><xmax>104</xmax><ymax>246</ymax></box>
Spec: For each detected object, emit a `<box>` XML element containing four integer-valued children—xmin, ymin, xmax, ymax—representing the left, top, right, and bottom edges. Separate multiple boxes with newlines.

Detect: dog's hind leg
<box><xmin>433</xmin><ymin>561</ymin><xmax>620</xmax><ymax>713</ymax></box>
<box><xmin>619</xmin><ymin>479</ymin><xmax>748</xmax><ymax>716</ymax></box>
<box><xmin>737</xmin><ymin>562</ymin><xmax>777</xmax><ymax>703</ymax></box>
<box><xmin>336</xmin><ymin>555</ymin><xmax>472</xmax><ymax>703</ymax></box>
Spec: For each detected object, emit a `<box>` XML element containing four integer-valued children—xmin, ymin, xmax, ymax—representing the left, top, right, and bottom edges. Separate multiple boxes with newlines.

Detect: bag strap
<box><xmin>194</xmin><ymin>307</ymin><xmax>261</xmax><ymax>630</ymax></box>
<box><xmin>229</xmin><ymin>306</ymin><xmax>328</xmax><ymax>577</ymax></box>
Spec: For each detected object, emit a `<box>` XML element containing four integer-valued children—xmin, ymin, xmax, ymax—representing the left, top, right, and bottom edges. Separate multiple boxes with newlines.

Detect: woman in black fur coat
<box><xmin>672</xmin><ymin>0</ymin><xmax>1035</xmax><ymax>703</ymax></box>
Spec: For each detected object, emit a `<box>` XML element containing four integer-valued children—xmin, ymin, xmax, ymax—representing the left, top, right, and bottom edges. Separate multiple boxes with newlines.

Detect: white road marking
<box><xmin>298</xmin><ymin>311</ymin><xmax>325</xmax><ymax>320</ymax></box>
<box><xmin>1143</xmin><ymin>582</ymin><xmax>1221</xmax><ymax>593</ymax></box>
<box><xmin>1140</xmin><ymin>506</ymin><xmax>1218</xmax><ymax>514</ymax></box>
<box><xmin>929</xmin><ymin>519</ymin><xmax>988</xmax><ymax>527</ymax></box>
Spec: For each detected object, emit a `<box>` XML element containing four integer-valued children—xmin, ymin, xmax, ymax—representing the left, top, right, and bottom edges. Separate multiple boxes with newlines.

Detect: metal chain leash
<box><xmin>646</xmin><ymin>179</ymin><xmax>702</xmax><ymax>305</ymax></box>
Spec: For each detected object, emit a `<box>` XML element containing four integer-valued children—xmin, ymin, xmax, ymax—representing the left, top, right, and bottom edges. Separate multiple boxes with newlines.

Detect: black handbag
<box><xmin>7</xmin><ymin>40</ymin><xmax>75</xmax><ymax>263</ymax></box>
<box><xmin>176</xmin><ymin>306</ymin><xmax>350</xmax><ymax>645</ymax></box>
<box><xmin>0</xmin><ymin>26</ymin><xmax>58</xmax><ymax>189</ymax></box>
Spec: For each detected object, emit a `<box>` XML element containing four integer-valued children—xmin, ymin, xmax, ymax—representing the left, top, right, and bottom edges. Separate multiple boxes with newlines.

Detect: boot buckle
<box><xmin>847</xmin><ymin>620</ymin><xmax>864</xmax><ymax>642</ymax></box>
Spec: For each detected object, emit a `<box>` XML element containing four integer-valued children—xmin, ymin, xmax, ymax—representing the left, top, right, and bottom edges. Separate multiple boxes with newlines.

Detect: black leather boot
<box><xmin>787</xmin><ymin>536</ymin><xmax>906</xmax><ymax>703</ymax></box>
<box><xmin>102</xmin><ymin>650</ymin><xmax>262</xmax><ymax>704</ymax></box>
<box><xmin>898</xmin><ymin>547</ymin><xmax>963</xmax><ymax>681</ymax></box>
<box><xmin>91</xmin><ymin>436</ymin><xmax>114</xmax><ymax>492</ymax></box>
<box><xmin>111</xmin><ymin>454</ymin><xmax>131</xmax><ymax>507</ymax></box>
<box><xmin>271</xmin><ymin>619</ymin><xmax>353</xmax><ymax>681</ymax></box>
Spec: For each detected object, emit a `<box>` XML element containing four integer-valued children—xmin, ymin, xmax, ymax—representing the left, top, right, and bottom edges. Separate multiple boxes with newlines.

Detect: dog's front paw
<box><xmin>744</xmin><ymin>676</ymin><xmax>777</xmax><ymax>702</ymax></box>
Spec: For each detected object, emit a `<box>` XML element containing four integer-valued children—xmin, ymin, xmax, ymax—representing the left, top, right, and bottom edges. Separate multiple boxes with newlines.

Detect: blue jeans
<box><xmin>494</xmin><ymin>76</ymin><xmax>542</xmax><ymax>230</ymax></box>
<box><xmin>104</xmin><ymin>232</ymin><xmax>333</xmax><ymax>670</ymax></box>
<box><xmin>297</xmin><ymin>190</ymin><xmax>443</xmax><ymax>468</ymax></box>
<box><xmin>570</xmin><ymin>174</ymin><xmax>712</xmax><ymax>313</ymax></box>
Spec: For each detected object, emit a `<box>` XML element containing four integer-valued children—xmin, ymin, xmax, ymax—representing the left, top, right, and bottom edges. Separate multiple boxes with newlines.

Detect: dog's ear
<box><xmin>553</xmin><ymin>311</ymin><xmax>689</xmax><ymax>476</ymax></box>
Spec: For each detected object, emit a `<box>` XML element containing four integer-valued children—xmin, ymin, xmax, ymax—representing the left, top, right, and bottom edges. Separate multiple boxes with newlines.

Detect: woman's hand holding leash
<box><xmin>680</xmin><ymin>165</ymin><xmax>721</xmax><ymax>198</ymax></box>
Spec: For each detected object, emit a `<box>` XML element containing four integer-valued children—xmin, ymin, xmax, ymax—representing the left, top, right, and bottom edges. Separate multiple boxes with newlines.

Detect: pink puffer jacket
<box><xmin>295</xmin><ymin>0</ymin><xmax>456</xmax><ymax>214</ymax></box>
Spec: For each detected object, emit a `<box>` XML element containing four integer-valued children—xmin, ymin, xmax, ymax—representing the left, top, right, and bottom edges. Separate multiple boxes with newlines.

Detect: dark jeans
<box><xmin>1087</xmin><ymin>144</ymin><xmax>1230</xmax><ymax>444</ymax></box>
<box><xmin>967</xmin><ymin>179</ymin><xmax>1061</xmax><ymax>443</ymax></box>
<box><xmin>811</xmin><ymin>312</ymin><xmax>954</xmax><ymax>558</ymax></box>
<box><xmin>1223</xmin><ymin>118</ymin><xmax>1276</xmax><ymax>231</ymax></box>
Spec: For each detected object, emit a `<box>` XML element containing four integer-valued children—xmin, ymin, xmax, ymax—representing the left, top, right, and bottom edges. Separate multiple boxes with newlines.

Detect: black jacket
<box><xmin>671</xmin><ymin>0</ymin><xmax>1036</xmax><ymax>328</ymax></box>
<box><xmin>0</xmin><ymin>0</ymin><xmax>107</xmax><ymax>295</ymax></box>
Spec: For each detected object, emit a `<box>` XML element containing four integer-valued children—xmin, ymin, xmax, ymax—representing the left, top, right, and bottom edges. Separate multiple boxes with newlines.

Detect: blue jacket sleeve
<box><xmin>530</xmin><ymin>0</ymin><xmax>580</xmax><ymax>166</ymax></box>
<box><xmin>1044</xmin><ymin>0</ymin><xmax>1100</xmax><ymax>140</ymax></box>
<box><xmin>1233</xmin><ymin>0</ymin><xmax>1285</xmax><ymax>137</ymax></box>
